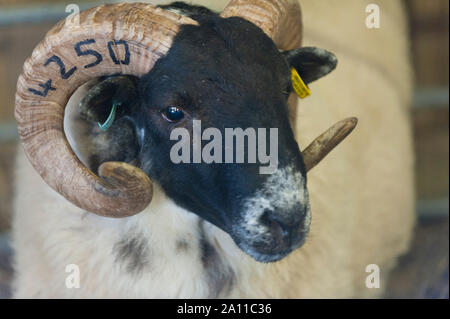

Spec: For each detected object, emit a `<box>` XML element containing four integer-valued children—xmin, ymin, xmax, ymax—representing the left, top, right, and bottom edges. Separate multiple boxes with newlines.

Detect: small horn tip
<box><xmin>342</xmin><ymin>117</ymin><xmax>358</xmax><ymax>135</ymax></box>
<box><xmin>344</xmin><ymin>116</ymin><xmax>358</xmax><ymax>128</ymax></box>
<box><xmin>302</xmin><ymin>116</ymin><xmax>359</xmax><ymax>172</ymax></box>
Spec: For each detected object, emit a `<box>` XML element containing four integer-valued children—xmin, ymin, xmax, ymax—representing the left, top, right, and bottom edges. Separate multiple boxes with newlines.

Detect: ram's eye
<box><xmin>161</xmin><ymin>106</ymin><xmax>184</xmax><ymax>123</ymax></box>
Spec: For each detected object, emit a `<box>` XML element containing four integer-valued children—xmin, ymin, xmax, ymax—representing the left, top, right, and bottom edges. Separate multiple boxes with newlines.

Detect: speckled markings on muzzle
<box><xmin>231</xmin><ymin>165</ymin><xmax>311</xmax><ymax>263</ymax></box>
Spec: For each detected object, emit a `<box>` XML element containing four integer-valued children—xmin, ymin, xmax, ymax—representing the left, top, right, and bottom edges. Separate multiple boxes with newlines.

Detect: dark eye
<box><xmin>161</xmin><ymin>106</ymin><xmax>184</xmax><ymax>123</ymax></box>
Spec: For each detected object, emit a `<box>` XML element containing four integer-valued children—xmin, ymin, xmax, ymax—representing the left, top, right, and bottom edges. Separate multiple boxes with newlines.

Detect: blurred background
<box><xmin>0</xmin><ymin>0</ymin><xmax>448</xmax><ymax>298</ymax></box>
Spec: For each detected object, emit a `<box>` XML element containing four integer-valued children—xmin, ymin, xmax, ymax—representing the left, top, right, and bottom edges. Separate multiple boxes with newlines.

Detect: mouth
<box><xmin>234</xmin><ymin>232</ymin><xmax>308</xmax><ymax>263</ymax></box>
<box><xmin>230</xmin><ymin>222</ymin><xmax>310</xmax><ymax>263</ymax></box>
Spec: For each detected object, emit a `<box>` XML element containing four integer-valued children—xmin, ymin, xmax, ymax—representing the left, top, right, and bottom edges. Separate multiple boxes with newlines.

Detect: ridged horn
<box><xmin>221</xmin><ymin>0</ymin><xmax>303</xmax><ymax>49</ymax></box>
<box><xmin>302</xmin><ymin>117</ymin><xmax>358</xmax><ymax>172</ymax></box>
<box><xmin>15</xmin><ymin>3</ymin><xmax>198</xmax><ymax>217</ymax></box>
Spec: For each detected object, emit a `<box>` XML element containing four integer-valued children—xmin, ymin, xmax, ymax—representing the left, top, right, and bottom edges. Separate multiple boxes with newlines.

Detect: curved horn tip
<box><xmin>345</xmin><ymin>117</ymin><xmax>358</xmax><ymax>128</ymax></box>
<box><xmin>302</xmin><ymin>117</ymin><xmax>358</xmax><ymax>172</ymax></box>
<box><xmin>97</xmin><ymin>162</ymin><xmax>153</xmax><ymax>218</ymax></box>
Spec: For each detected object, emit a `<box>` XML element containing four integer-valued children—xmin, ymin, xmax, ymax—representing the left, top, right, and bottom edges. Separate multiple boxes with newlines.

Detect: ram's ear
<box><xmin>283</xmin><ymin>47</ymin><xmax>338</xmax><ymax>84</ymax></box>
<box><xmin>79</xmin><ymin>75</ymin><xmax>139</xmax><ymax>125</ymax></box>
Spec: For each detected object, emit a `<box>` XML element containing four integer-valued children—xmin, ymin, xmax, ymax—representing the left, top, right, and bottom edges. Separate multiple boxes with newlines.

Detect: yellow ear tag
<box><xmin>291</xmin><ymin>68</ymin><xmax>311</xmax><ymax>99</ymax></box>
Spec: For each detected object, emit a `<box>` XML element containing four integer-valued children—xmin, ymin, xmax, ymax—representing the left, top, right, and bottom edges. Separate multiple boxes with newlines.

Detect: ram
<box><xmin>12</xmin><ymin>0</ymin><xmax>414</xmax><ymax>298</ymax></box>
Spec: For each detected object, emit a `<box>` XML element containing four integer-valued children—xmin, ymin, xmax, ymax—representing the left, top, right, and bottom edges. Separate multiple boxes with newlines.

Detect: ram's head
<box><xmin>16</xmin><ymin>0</ymin><xmax>356</xmax><ymax>262</ymax></box>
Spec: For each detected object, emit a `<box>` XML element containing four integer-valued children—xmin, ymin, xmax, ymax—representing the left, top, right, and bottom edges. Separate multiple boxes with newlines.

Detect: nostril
<box><xmin>259</xmin><ymin>210</ymin><xmax>290</xmax><ymax>241</ymax></box>
<box><xmin>259</xmin><ymin>210</ymin><xmax>273</xmax><ymax>227</ymax></box>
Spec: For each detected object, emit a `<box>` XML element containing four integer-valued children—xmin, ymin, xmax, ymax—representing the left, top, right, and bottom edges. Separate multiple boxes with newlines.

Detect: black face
<box><xmin>78</xmin><ymin>12</ymin><xmax>337</xmax><ymax>263</ymax></box>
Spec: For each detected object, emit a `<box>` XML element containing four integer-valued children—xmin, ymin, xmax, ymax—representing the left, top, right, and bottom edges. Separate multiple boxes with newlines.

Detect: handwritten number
<box><xmin>28</xmin><ymin>79</ymin><xmax>56</xmax><ymax>97</ymax></box>
<box><xmin>44</xmin><ymin>55</ymin><xmax>77</xmax><ymax>79</ymax></box>
<box><xmin>74</xmin><ymin>39</ymin><xmax>103</xmax><ymax>68</ymax></box>
<box><xmin>107</xmin><ymin>40</ymin><xmax>130</xmax><ymax>65</ymax></box>
<box><xmin>27</xmin><ymin>39</ymin><xmax>133</xmax><ymax>98</ymax></box>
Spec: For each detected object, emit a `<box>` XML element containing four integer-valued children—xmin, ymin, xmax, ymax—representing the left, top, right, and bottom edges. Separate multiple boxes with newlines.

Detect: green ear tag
<box><xmin>98</xmin><ymin>103</ymin><xmax>119</xmax><ymax>131</ymax></box>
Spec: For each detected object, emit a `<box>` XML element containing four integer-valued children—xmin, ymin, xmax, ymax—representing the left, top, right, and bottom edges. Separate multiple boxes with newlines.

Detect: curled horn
<box><xmin>15</xmin><ymin>3</ymin><xmax>198</xmax><ymax>217</ymax></box>
<box><xmin>221</xmin><ymin>0</ymin><xmax>303</xmax><ymax>50</ymax></box>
